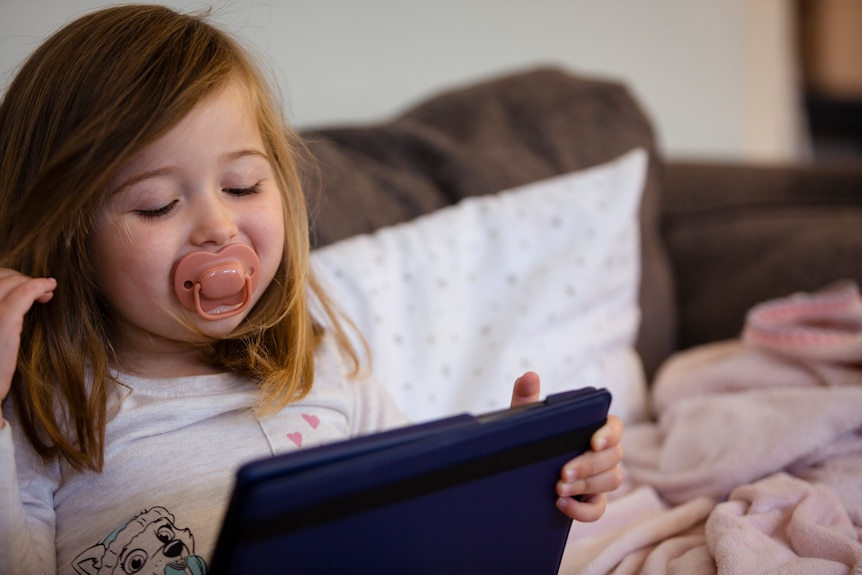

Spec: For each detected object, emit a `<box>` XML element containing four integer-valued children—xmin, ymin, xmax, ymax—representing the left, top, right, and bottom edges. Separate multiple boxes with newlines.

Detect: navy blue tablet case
<box><xmin>211</xmin><ymin>387</ymin><xmax>611</xmax><ymax>575</ymax></box>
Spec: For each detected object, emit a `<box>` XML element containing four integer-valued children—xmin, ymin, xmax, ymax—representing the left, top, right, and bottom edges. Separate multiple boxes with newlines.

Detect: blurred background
<box><xmin>1</xmin><ymin>0</ymin><xmax>859</xmax><ymax>164</ymax></box>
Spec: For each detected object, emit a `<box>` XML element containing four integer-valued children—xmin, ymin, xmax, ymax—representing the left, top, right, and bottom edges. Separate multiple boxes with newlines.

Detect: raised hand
<box><xmin>0</xmin><ymin>269</ymin><xmax>56</xmax><ymax>415</ymax></box>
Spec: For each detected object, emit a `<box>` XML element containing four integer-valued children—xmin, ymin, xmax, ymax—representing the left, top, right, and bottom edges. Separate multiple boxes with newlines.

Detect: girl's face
<box><xmin>90</xmin><ymin>80</ymin><xmax>285</xmax><ymax>376</ymax></box>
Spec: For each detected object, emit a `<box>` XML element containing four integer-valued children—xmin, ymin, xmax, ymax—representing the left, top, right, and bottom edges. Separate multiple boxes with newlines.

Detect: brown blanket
<box><xmin>562</xmin><ymin>282</ymin><xmax>862</xmax><ymax>574</ymax></box>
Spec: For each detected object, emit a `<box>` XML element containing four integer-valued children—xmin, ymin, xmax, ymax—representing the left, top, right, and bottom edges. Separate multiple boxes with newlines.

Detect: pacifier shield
<box><xmin>173</xmin><ymin>244</ymin><xmax>260</xmax><ymax>320</ymax></box>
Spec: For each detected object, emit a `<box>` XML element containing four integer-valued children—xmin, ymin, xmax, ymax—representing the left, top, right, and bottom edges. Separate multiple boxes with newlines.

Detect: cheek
<box><xmin>98</xmin><ymin>252</ymin><xmax>170</xmax><ymax>317</ymax></box>
<box><xmin>251</xmin><ymin>200</ymin><xmax>286</xmax><ymax>279</ymax></box>
<box><xmin>90</xmin><ymin>222</ymin><xmax>128</xmax><ymax>294</ymax></box>
<box><xmin>90</xmin><ymin>220</ymin><xmax>176</xmax><ymax>308</ymax></box>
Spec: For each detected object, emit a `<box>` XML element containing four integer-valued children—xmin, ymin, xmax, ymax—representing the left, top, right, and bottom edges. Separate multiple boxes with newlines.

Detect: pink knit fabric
<box><xmin>561</xmin><ymin>282</ymin><xmax>862</xmax><ymax>575</ymax></box>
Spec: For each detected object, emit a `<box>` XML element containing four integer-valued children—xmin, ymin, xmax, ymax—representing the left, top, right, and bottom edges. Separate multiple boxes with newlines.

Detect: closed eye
<box><xmin>224</xmin><ymin>183</ymin><xmax>261</xmax><ymax>197</ymax></box>
<box><xmin>135</xmin><ymin>200</ymin><xmax>178</xmax><ymax>219</ymax></box>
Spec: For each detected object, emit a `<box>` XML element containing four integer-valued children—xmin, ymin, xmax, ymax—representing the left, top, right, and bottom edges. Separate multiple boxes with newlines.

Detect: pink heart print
<box><xmin>286</xmin><ymin>414</ymin><xmax>320</xmax><ymax>447</ymax></box>
<box><xmin>287</xmin><ymin>432</ymin><xmax>302</xmax><ymax>447</ymax></box>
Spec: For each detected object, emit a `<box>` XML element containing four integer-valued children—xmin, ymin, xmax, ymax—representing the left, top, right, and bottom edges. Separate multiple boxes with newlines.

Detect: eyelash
<box><xmin>136</xmin><ymin>201</ymin><xmax>177</xmax><ymax>219</ymax></box>
<box><xmin>134</xmin><ymin>183</ymin><xmax>262</xmax><ymax>219</ymax></box>
<box><xmin>225</xmin><ymin>183</ymin><xmax>261</xmax><ymax>197</ymax></box>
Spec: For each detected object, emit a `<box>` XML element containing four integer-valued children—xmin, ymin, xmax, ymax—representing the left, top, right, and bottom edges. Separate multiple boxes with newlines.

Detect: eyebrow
<box><xmin>111</xmin><ymin>148</ymin><xmax>270</xmax><ymax>195</ymax></box>
<box><xmin>222</xmin><ymin>149</ymin><xmax>269</xmax><ymax>163</ymax></box>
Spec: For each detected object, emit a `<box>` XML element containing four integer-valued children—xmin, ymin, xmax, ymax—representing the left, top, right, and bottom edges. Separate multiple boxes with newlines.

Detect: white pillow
<box><xmin>311</xmin><ymin>147</ymin><xmax>648</xmax><ymax>424</ymax></box>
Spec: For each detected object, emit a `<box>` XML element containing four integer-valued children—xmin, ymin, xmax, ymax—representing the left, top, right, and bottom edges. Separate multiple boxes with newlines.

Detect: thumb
<box><xmin>510</xmin><ymin>371</ymin><xmax>541</xmax><ymax>408</ymax></box>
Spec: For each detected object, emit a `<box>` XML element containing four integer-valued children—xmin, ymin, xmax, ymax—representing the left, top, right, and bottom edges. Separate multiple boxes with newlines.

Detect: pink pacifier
<box><xmin>173</xmin><ymin>244</ymin><xmax>260</xmax><ymax>320</ymax></box>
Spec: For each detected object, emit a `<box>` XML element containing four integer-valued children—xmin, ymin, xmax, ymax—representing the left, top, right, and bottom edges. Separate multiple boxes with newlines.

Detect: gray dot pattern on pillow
<box><xmin>311</xmin><ymin>149</ymin><xmax>649</xmax><ymax>424</ymax></box>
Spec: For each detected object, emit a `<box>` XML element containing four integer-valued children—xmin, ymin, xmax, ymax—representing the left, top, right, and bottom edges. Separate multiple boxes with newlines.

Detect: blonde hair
<box><xmin>0</xmin><ymin>5</ymin><xmax>358</xmax><ymax>471</ymax></box>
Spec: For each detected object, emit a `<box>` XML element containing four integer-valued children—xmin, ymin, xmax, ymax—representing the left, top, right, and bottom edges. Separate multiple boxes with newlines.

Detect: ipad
<box><xmin>211</xmin><ymin>386</ymin><xmax>611</xmax><ymax>575</ymax></box>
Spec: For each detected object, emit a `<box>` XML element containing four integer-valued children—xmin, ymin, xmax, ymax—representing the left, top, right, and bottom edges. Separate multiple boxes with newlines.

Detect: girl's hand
<box><xmin>510</xmin><ymin>371</ymin><xmax>624</xmax><ymax>522</ymax></box>
<box><xmin>0</xmin><ymin>269</ymin><xmax>56</xmax><ymax>412</ymax></box>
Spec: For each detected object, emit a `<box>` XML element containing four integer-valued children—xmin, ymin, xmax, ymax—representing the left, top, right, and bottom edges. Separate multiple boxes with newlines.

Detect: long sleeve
<box><xmin>0</xmin><ymin>417</ymin><xmax>59</xmax><ymax>575</ymax></box>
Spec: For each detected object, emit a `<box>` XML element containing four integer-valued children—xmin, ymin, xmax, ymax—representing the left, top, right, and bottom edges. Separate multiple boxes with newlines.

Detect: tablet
<box><xmin>211</xmin><ymin>386</ymin><xmax>611</xmax><ymax>575</ymax></box>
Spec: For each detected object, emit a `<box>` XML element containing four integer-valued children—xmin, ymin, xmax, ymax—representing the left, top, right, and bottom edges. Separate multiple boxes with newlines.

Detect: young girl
<box><xmin>0</xmin><ymin>5</ymin><xmax>623</xmax><ymax>574</ymax></box>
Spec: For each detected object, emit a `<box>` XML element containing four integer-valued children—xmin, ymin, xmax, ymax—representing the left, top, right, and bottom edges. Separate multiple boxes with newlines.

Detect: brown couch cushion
<box><xmin>302</xmin><ymin>67</ymin><xmax>675</xmax><ymax>378</ymax></box>
<box><xmin>662</xmin><ymin>160</ymin><xmax>862</xmax><ymax>350</ymax></box>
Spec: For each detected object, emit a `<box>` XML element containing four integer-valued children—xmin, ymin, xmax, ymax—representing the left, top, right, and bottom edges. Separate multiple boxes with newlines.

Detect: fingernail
<box><xmin>565</xmin><ymin>468</ymin><xmax>577</xmax><ymax>481</ymax></box>
<box><xmin>556</xmin><ymin>497</ymin><xmax>569</xmax><ymax>512</ymax></box>
<box><xmin>595</xmin><ymin>436</ymin><xmax>607</xmax><ymax>451</ymax></box>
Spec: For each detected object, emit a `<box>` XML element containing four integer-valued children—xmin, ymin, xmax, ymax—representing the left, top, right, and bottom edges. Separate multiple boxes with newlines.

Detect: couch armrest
<box><xmin>661</xmin><ymin>160</ymin><xmax>862</xmax><ymax>351</ymax></box>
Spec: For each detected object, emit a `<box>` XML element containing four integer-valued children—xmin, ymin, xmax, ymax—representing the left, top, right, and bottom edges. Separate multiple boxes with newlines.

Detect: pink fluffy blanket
<box><xmin>561</xmin><ymin>281</ymin><xmax>862</xmax><ymax>574</ymax></box>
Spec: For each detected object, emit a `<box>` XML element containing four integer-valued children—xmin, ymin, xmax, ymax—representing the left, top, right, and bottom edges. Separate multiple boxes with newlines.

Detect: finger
<box><xmin>0</xmin><ymin>276</ymin><xmax>56</xmax><ymax>403</ymax></box>
<box><xmin>556</xmin><ymin>492</ymin><xmax>607</xmax><ymax>523</ymax></box>
<box><xmin>509</xmin><ymin>371</ymin><xmax>541</xmax><ymax>408</ymax></box>
<box><xmin>560</xmin><ymin>442</ymin><xmax>624</xmax><ymax>483</ymax></box>
<box><xmin>0</xmin><ymin>271</ymin><xmax>55</xmax><ymax>301</ymax></box>
<box><xmin>0</xmin><ymin>271</ymin><xmax>30</xmax><ymax>297</ymax></box>
<box><xmin>0</xmin><ymin>276</ymin><xmax>57</xmax><ymax>325</ymax></box>
<box><xmin>591</xmin><ymin>414</ymin><xmax>624</xmax><ymax>452</ymax></box>
<box><xmin>35</xmin><ymin>287</ymin><xmax>56</xmax><ymax>304</ymax></box>
<box><xmin>556</xmin><ymin>465</ymin><xmax>623</xmax><ymax>500</ymax></box>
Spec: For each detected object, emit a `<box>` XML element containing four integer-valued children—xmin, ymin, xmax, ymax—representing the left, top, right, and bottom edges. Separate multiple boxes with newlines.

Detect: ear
<box><xmin>72</xmin><ymin>543</ymin><xmax>105</xmax><ymax>575</ymax></box>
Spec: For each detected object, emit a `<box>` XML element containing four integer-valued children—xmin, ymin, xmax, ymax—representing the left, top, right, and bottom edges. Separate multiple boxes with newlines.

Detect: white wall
<box><xmin>0</xmin><ymin>0</ymin><xmax>808</xmax><ymax>162</ymax></box>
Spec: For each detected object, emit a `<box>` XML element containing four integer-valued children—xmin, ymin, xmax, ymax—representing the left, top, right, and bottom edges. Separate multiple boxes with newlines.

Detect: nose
<box><xmin>189</xmin><ymin>193</ymin><xmax>238</xmax><ymax>246</ymax></box>
<box><xmin>163</xmin><ymin>539</ymin><xmax>186</xmax><ymax>558</ymax></box>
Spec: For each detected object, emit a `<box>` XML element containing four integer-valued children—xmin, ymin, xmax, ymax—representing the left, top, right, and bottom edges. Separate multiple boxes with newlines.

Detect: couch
<box><xmin>299</xmin><ymin>67</ymin><xmax>862</xmax><ymax>572</ymax></box>
<box><xmin>301</xmin><ymin>66</ymin><xmax>862</xmax><ymax>383</ymax></box>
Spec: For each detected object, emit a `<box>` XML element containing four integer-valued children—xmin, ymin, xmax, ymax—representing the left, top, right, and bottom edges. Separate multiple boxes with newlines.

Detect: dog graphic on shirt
<box><xmin>72</xmin><ymin>506</ymin><xmax>207</xmax><ymax>575</ymax></box>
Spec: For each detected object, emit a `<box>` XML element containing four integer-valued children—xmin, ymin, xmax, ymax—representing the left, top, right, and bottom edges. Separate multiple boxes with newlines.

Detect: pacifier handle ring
<box><xmin>192</xmin><ymin>275</ymin><xmax>254</xmax><ymax>321</ymax></box>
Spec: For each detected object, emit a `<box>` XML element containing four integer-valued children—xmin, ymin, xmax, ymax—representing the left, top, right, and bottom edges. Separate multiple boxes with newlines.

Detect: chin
<box><xmin>193</xmin><ymin>316</ymin><xmax>247</xmax><ymax>340</ymax></box>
